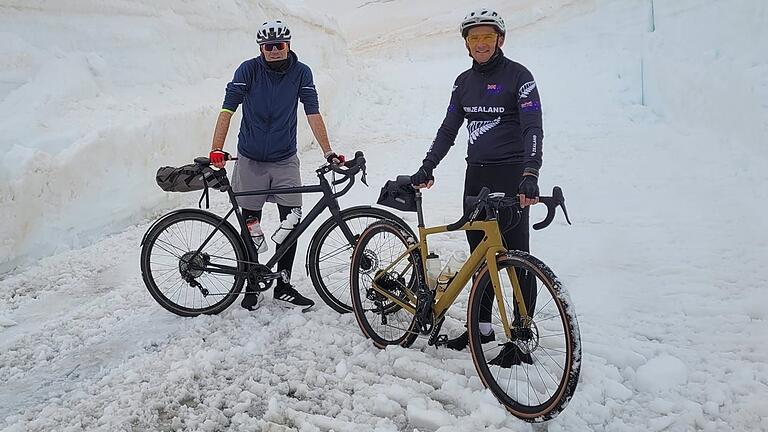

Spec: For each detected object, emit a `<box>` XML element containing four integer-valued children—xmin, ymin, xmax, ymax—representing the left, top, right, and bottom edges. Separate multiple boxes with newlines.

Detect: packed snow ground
<box><xmin>2</xmin><ymin>0</ymin><xmax>767</xmax><ymax>431</ymax></box>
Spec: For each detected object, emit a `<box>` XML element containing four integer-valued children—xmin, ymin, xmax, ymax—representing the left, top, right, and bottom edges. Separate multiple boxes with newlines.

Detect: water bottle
<box><xmin>425</xmin><ymin>252</ymin><xmax>441</xmax><ymax>290</ymax></box>
<box><xmin>246</xmin><ymin>217</ymin><xmax>268</xmax><ymax>254</ymax></box>
<box><xmin>271</xmin><ymin>208</ymin><xmax>302</xmax><ymax>244</ymax></box>
<box><xmin>436</xmin><ymin>250</ymin><xmax>467</xmax><ymax>292</ymax></box>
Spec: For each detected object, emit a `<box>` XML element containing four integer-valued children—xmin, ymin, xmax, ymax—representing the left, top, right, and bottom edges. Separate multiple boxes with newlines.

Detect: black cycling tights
<box><xmin>463</xmin><ymin>163</ymin><xmax>537</xmax><ymax>325</ymax></box>
<box><xmin>242</xmin><ymin>205</ymin><xmax>300</xmax><ymax>286</ymax></box>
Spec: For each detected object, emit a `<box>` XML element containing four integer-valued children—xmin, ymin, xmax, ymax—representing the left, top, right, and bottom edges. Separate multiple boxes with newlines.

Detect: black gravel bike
<box><xmin>140</xmin><ymin>151</ymin><xmax>414</xmax><ymax>316</ymax></box>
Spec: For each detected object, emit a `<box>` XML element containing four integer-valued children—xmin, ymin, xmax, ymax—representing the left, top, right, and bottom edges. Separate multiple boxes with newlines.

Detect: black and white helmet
<box><xmin>460</xmin><ymin>8</ymin><xmax>506</xmax><ymax>37</ymax></box>
<box><xmin>256</xmin><ymin>20</ymin><xmax>291</xmax><ymax>44</ymax></box>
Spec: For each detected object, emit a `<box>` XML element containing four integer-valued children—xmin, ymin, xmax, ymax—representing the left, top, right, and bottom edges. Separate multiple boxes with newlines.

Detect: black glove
<box><xmin>518</xmin><ymin>173</ymin><xmax>539</xmax><ymax>199</ymax></box>
<box><xmin>410</xmin><ymin>163</ymin><xmax>434</xmax><ymax>186</ymax></box>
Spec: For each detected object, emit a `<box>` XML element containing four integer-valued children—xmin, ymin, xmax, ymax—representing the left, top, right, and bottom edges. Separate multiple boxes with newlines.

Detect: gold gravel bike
<box><xmin>350</xmin><ymin>177</ymin><xmax>580</xmax><ymax>422</ymax></box>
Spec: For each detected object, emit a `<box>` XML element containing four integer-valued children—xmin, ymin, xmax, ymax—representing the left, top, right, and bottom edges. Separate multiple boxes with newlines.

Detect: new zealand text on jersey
<box><xmin>463</xmin><ymin>106</ymin><xmax>505</xmax><ymax>113</ymax></box>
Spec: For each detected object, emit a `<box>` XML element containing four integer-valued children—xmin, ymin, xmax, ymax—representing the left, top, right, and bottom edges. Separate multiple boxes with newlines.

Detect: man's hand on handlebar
<box><xmin>518</xmin><ymin>168</ymin><xmax>540</xmax><ymax>208</ymax></box>
<box><xmin>209</xmin><ymin>149</ymin><xmax>230</xmax><ymax>169</ymax></box>
<box><xmin>325</xmin><ymin>151</ymin><xmax>346</xmax><ymax>165</ymax></box>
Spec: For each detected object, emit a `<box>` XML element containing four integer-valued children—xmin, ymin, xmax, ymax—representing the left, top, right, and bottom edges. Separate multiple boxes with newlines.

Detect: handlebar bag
<box><xmin>156</xmin><ymin>164</ymin><xmax>221</xmax><ymax>192</ymax></box>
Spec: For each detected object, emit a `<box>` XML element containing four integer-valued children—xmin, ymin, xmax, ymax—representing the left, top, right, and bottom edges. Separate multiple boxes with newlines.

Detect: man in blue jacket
<box><xmin>210</xmin><ymin>20</ymin><xmax>342</xmax><ymax>311</ymax></box>
<box><xmin>411</xmin><ymin>9</ymin><xmax>543</xmax><ymax>357</ymax></box>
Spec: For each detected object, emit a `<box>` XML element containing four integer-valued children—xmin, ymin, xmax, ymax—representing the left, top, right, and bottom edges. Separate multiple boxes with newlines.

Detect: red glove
<box><xmin>325</xmin><ymin>152</ymin><xmax>346</xmax><ymax>165</ymax></box>
<box><xmin>210</xmin><ymin>150</ymin><xmax>229</xmax><ymax>168</ymax></box>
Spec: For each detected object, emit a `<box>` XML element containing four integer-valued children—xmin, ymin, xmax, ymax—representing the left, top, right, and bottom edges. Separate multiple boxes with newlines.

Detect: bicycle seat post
<box><xmin>415</xmin><ymin>190</ymin><xmax>425</xmax><ymax>228</ymax></box>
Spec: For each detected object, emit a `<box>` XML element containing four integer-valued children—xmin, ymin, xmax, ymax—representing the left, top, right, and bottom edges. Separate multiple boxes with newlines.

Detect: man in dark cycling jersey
<box><xmin>210</xmin><ymin>20</ymin><xmax>343</xmax><ymax>311</ymax></box>
<box><xmin>411</xmin><ymin>8</ymin><xmax>542</xmax><ymax>355</ymax></box>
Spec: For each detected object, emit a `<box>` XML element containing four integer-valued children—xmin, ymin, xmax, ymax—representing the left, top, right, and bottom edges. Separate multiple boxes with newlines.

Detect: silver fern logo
<box><xmin>518</xmin><ymin>81</ymin><xmax>536</xmax><ymax>99</ymax></box>
<box><xmin>467</xmin><ymin>117</ymin><xmax>501</xmax><ymax>145</ymax></box>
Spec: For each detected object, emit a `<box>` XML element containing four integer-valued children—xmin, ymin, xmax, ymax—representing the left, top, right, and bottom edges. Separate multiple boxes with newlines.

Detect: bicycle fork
<box><xmin>487</xmin><ymin>253</ymin><xmax>531</xmax><ymax>340</ymax></box>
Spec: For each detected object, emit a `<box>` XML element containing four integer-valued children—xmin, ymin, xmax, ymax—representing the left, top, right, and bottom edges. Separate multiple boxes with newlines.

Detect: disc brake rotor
<box><xmin>359</xmin><ymin>249</ymin><xmax>379</xmax><ymax>275</ymax></box>
<box><xmin>513</xmin><ymin>320</ymin><xmax>540</xmax><ymax>354</ymax></box>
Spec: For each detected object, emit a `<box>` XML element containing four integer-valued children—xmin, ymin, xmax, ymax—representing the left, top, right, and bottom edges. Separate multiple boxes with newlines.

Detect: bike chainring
<box><xmin>415</xmin><ymin>287</ymin><xmax>436</xmax><ymax>335</ymax></box>
<box><xmin>247</xmin><ymin>263</ymin><xmax>275</xmax><ymax>292</ymax></box>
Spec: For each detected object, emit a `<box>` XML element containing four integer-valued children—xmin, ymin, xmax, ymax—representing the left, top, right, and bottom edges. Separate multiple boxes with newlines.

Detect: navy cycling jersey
<box><xmin>222</xmin><ymin>51</ymin><xmax>319</xmax><ymax>162</ymax></box>
<box><xmin>424</xmin><ymin>50</ymin><xmax>543</xmax><ymax>170</ymax></box>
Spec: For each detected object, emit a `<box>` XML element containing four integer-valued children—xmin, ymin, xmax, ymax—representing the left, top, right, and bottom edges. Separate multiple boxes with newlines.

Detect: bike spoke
<box><xmin>471</xmin><ymin>257</ymin><xmax>576</xmax><ymax>416</ymax></box>
<box><xmin>318</xmin><ymin>244</ymin><xmax>353</xmax><ymax>262</ymax></box>
<box><xmin>145</xmin><ymin>216</ymin><xmax>243</xmax><ymax>313</ymax></box>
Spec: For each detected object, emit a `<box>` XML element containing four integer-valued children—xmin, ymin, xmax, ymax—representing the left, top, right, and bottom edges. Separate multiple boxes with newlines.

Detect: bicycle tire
<box><xmin>349</xmin><ymin>220</ymin><xmax>420</xmax><ymax>348</ymax></box>
<box><xmin>307</xmin><ymin>206</ymin><xmax>416</xmax><ymax>313</ymax></box>
<box><xmin>140</xmin><ymin>210</ymin><xmax>247</xmax><ymax>316</ymax></box>
<box><xmin>467</xmin><ymin>251</ymin><xmax>581</xmax><ymax>422</ymax></box>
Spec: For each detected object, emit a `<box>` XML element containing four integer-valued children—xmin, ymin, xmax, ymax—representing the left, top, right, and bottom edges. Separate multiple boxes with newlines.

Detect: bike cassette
<box><xmin>367</xmin><ymin>270</ymin><xmax>408</xmax><ymax>304</ymax></box>
<box><xmin>179</xmin><ymin>251</ymin><xmax>210</xmax><ymax>279</ymax></box>
<box><xmin>179</xmin><ymin>252</ymin><xmax>211</xmax><ymax>296</ymax></box>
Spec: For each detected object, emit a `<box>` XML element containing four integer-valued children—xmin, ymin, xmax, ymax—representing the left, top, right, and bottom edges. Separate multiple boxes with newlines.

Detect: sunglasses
<box><xmin>466</xmin><ymin>33</ymin><xmax>498</xmax><ymax>45</ymax></box>
<box><xmin>261</xmin><ymin>42</ymin><xmax>288</xmax><ymax>51</ymax></box>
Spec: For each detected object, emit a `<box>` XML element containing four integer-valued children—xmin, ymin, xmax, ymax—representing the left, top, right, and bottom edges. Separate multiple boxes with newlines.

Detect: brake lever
<box><xmin>361</xmin><ymin>165</ymin><xmax>368</xmax><ymax>186</ymax></box>
<box><xmin>553</xmin><ymin>186</ymin><xmax>572</xmax><ymax>225</ymax></box>
<box><xmin>532</xmin><ymin>186</ymin><xmax>571</xmax><ymax>230</ymax></box>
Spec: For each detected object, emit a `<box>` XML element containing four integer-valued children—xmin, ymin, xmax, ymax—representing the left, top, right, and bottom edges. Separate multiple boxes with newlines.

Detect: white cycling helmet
<box><xmin>460</xmin><ymin>8</ymin><xmax>506</xmax><ymax>37</ymax></box>
<box><xmin>256</xmin><ymin>20</ymin><xmax>291</xmax><ymax>44</ymax></box>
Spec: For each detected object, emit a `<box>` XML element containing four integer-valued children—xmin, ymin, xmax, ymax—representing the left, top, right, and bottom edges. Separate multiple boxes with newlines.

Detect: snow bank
<box><xmin>1</xmin><ymin>1</ymin><xmax>767</xmax><ymax>431</ymax></box>
<box><xmin>0</xmin><ymin>0</ymin><xmax>349</xmax><ymax>272</ymax></box>
<box><xmin>642</xmin><ymin>0</ymin><xmax>768</xmax><ymax>148</ymax></box>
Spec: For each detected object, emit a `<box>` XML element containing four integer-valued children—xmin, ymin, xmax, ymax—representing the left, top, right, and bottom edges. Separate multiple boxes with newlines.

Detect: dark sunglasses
<box><xmin>261</xmin><ymin>42</ymin><xmax>287</xmax><ymax>51</ymax></box>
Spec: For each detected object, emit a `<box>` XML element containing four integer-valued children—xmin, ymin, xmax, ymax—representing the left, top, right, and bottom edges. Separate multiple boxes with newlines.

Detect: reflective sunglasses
<box><xmin>261</xmin><ymin>41</ymin><xmax>287</xmax><ymax>51</ymax></box>
<box><xmin>466</xmin><ymin>33</ymin><xmax>498</xmax><ymax>45</ymax></box>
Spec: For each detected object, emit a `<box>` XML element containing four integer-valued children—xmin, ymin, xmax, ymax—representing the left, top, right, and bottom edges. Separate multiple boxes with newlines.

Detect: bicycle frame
<box><xmin>188</xmin><ymin>165</ymin><xmax>358</xmax><ymax>278</ymax></box>
<box><xmin>368</xmin><ymin>201</ymin><xmax>528</xmax><ymax>339</ymax></box>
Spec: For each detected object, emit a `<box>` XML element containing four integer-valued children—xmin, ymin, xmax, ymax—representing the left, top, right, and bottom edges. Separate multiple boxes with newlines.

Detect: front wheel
<box><xmin>307</xmin><ymin>206</ymin><xmax>416</xmax><ymax>313</ymax></box>
<box><xmin>467</xmin><ymin>251</ymin><xmax>581</xmax><ymax>422</ymax></box>
<box><xmin>140</xmin><ymin>210</ymin><xmax>247</xmax><ymax>316</ymax></box>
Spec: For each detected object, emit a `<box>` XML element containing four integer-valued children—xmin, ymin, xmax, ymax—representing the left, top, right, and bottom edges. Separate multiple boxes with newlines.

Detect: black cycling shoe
<box><xmin>446</xmin><ymin>329</ymin><xmax>495</xmax><ymax>351</ymax></box>
<box><xmin>273</xmin><ymin>284</ymin><xmax>315</xmax><ymax>312</ymax></box>
<box><xmin>241</xmin><ymin>286</ymin><xmax>260</xmax><ymax>311</ymax></box>
<box><xmin>488</xmin><ymin>342</ymin><xmax>534</xmax><ymax>367</ymax></box>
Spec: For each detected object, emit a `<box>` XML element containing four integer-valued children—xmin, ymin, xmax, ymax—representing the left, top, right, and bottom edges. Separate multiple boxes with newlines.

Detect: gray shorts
<box><xmin>231</xmin><ymin>153</ymin><xmax>302</xmax><ymax>211</ymax></box>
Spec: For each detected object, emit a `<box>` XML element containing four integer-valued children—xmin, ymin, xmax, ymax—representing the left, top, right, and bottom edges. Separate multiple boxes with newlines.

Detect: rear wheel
<box><xmin>308</xmin><ymin>207</ymin><xmax>415</xmax><ymax>313</ymax></box>
<box><xmin>467</xmin><ymin>252</ymin><xmax>581</xmax><ymax>422</ymax></box>
<box><xmin>350</xmin><ymin>220</ymin><xmax>420</xmax><ymax>348</ymax></box>
<box><xmin>140</xmin><ymin>211</ymin><xmax>247</xmax><ymax>316</ymax></box>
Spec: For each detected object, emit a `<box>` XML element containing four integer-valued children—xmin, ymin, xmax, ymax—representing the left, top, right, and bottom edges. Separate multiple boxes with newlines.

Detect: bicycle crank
<box><xmin>415</xmin><ymin>288</ymin><xmax>436</xmax><ymax>335</ymax></box>
<box><xmin>428</xmin><ymin>316</ymin><xmax>447</xmax><ymax>347</ymax></box>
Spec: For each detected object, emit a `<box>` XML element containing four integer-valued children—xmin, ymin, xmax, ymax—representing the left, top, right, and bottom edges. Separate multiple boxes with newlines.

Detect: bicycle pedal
<box><xmin>279</xmin><ymin>270</ymin><xmax>290</xmax><ymax>283</ymax></box>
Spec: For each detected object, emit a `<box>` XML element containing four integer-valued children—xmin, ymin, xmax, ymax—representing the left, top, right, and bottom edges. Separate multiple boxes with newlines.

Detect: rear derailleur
<box><xmin>367</xmin><ymin>270</ymin><xmax>408</xmax><ymax>324</ymax></box>
<box><xmin>179</xmin><ymin>251</ymin><xmax>211</xmax><ymax>296</ymax></box>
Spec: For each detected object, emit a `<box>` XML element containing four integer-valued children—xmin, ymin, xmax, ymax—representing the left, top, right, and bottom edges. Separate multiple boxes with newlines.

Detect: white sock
<box><xmin>479</xmin><ymin>322</ymin><xmax>493</xmax><ymax>336</ymax></box>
